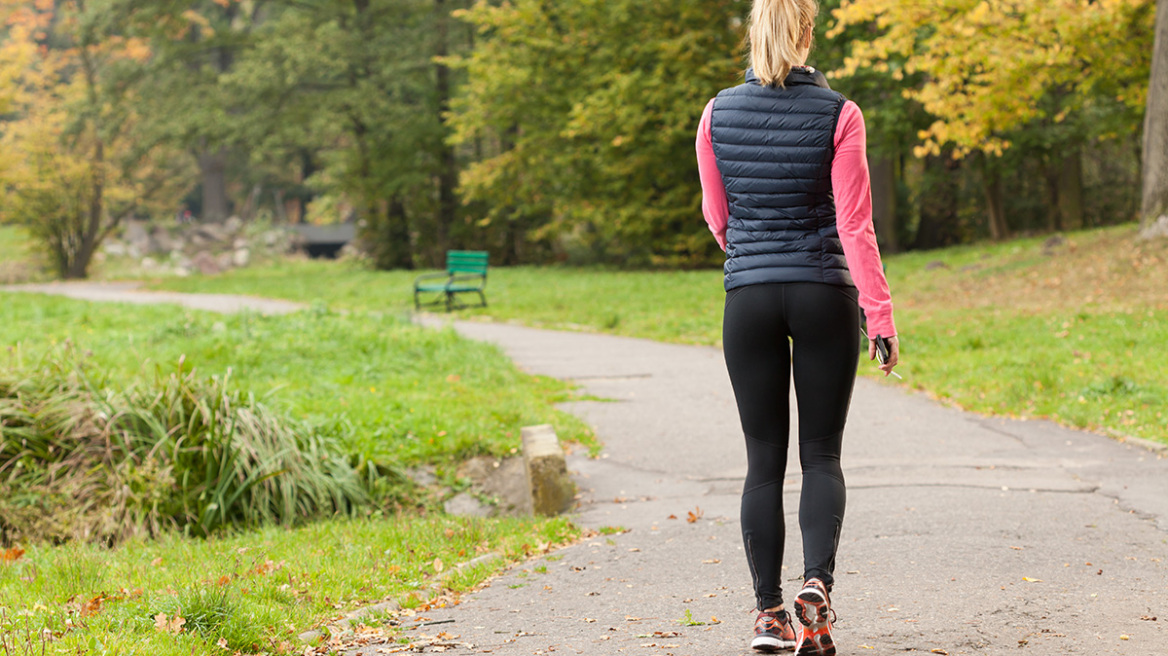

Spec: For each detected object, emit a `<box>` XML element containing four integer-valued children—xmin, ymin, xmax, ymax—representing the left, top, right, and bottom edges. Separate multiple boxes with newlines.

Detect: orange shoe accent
<box><xmin>793</xmin><ymin>579</ymin><xmax>835</xmax><ymax>656</ymax></box>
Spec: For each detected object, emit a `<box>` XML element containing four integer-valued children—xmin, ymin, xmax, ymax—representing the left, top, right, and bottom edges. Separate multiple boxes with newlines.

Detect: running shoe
<box><xmin>750</xmin><ymin>609</ymin><xmax>797</xmax><ymax>652</ymax></box>
<box><xmin>793</xmin><ymin>578</ymin><xmax>835</xmax><ymax>656</ymax></box>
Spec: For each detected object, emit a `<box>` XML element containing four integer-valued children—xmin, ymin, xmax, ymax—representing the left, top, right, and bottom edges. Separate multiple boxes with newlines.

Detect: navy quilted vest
<box><xmin>711</xmin><ymin>67</ymin><xmax>852</xmax><ymax>291</ymax></box>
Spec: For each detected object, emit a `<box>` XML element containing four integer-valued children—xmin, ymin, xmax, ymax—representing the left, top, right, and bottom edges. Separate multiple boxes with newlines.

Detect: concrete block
<box><xmin>521</xmin><ymin>424</ymin><xmax>575</xmax><ymax>516</ymax></box>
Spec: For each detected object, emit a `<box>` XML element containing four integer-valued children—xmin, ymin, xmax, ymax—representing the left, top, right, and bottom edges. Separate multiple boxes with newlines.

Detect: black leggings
<box><xmin>722</xmin><ymin>282</ymin><xmax>859</xmax><ymax>611</ymax></box>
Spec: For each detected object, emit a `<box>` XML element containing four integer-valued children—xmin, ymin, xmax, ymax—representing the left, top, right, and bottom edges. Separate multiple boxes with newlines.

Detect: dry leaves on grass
<box><xmin>153</xmin><ymin>612</ymin><xmax>186</xmax><ymax>634</ymax></box>
<box><xmin>2</xmin><ymin>547</ymin><xmax>26</xmax><ymax>563</ymax></box>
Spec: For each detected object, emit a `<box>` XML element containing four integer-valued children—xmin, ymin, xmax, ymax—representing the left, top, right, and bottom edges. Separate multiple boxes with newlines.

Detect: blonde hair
<box><xmin>749</xmin><ymin>0</ymin><xmax>819</xmax><ymax>87</ymax></box>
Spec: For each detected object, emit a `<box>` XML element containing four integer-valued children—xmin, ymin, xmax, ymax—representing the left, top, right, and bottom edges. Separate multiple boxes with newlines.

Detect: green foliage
<box><xmin>449</xmin><ymin>0</ymin><xmax>742</xmax><ymax>266</ymax></box>
<box><xmin>0</xmin><ymin>348</ymin><xmax>370</xmax><ymax>544</ymax></box>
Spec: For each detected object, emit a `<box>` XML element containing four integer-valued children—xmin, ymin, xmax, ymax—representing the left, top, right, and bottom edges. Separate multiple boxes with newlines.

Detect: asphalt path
<box><xmin>7</xmin><ymin>283</ymin><xmax>1164</xmax><ymax>655</ymax></box>
<box><xmin>372</xmin><ymin>318</ymin><xmax>1167</xmax><ymax>656</ymax></box>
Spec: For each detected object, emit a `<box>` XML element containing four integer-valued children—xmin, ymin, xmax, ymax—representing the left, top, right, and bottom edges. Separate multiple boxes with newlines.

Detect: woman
<box><xmin>695</xmin><ymin>1</ymin><xmax>900</xmax><ymax>654</ymax></box>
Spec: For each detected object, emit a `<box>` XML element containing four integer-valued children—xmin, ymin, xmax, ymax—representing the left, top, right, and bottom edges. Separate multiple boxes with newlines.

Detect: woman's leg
<box><xmin>785</xmin><ymin>283</ymin><xmax>860</xmax><ymax>588</ymax></box>
<box><xmin>722</xmin><ymin>284</ymin><xmax>793</xmax><ymax>611</ymax></box>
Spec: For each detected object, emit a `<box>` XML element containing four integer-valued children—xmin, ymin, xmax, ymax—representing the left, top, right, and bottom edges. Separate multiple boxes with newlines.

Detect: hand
<box><xmin>868</xmin><ymin>335</ymin><xmax>900</xmax><ymax>377</ymax></box>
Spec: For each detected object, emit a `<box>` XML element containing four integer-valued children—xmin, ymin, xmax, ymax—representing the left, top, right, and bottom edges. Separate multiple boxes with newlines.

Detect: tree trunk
<box><xmin>1140</xmin><ymin>0</ymin><xmax>1168</xmax><ymax>238</ymax></box>
<box><xmin>199</xmin><ymin>147</ymin><xmax>230</xmax><ymax>222</ymax></box>
<box><xmin>434</xmin><ymin>0</ymin><xmax>458</xmax><ymax>256</ymax></box>
<box><xmin>869</xmin><ymin>154</ymin><xmax>899</xmax><ymax>253</ymax></box>
<box><xmin>983</xmin><ymin>160</ymin><xmax>1010</xmax><ymax>241</ymax></box>
<box><xmin>914</xmin><ymin>155</ymin><xmax>962</xmax><ymax>249</ymax></box>
<box><xmin>1057</xmin><ymin>146</ymin><xmax>1084</xmax><ymax>230</ymax></box>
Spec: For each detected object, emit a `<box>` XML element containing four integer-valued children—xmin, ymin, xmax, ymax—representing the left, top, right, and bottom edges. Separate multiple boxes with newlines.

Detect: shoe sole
<box><xmin>794</xmin><ymin>588</ymin><xmax>835</xmax><ymax>656</ymax></box>
<box><xmin>751</xmin><ymin>635</ymin><xmax>796</xmax><ymax>652</ymax></box>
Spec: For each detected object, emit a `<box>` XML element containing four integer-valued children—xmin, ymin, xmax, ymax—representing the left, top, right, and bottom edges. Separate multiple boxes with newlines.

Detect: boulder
<box><xmin>192</xmin><ymin>251</ymin><xmax>220</xmax><ymax>275</ymax></box>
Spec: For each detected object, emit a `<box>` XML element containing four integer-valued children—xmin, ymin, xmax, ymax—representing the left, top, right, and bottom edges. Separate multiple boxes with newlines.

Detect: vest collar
<box><xmin>744</xmin><ymin>66</ymin><xmax>832</xmax><ymax>90</ymax></box>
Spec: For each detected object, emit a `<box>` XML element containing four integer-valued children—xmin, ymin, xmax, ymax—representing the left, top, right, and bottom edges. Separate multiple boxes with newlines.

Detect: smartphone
<box><xmin>874</xmin><ymin>335</ymin><xmax>891</xmax><ymax>365</ymax></box>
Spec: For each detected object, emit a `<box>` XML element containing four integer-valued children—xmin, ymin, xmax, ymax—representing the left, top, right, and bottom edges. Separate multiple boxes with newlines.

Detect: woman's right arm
<box><xmin>832</xmin><ymin>101</ymin><xmax>900</xmax><ymax>374</ymax></box>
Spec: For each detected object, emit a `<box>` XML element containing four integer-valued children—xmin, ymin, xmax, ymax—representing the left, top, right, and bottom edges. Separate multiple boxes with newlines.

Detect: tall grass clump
<box><xmin>0</xmin><ymin>348</ymin><xmax>372</xmax><ymax>545</ymax></box>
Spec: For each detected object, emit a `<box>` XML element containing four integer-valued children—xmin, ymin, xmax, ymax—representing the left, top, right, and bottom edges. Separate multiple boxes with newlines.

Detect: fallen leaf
<box><xmin>1022</xmin><ymin>577</ymin><xmax>1043</xmax><ymax>583</ymax></box>
<box><xmin>433</xmin><ymin>558</ymin><xmax>444</xmax><ymax>573</ymax></box>
<box><xmin>1120</xmin><ymin>635</ymin><xmax>1130</xmax><ymax>640</ymax></box>
<box><xmin>1</xmin><ymin>547</ymin><xmax>25</xmax><ymax>563</ymax></box>
<box><xmin>80</xmin><ymin>595</ymin><xmax>104</xmax><ymax>617</ymax></box>
<box><xmin>931</xmin><ymin>650</ymin><xmax>949</xmax><ymax>655</ymax></box>
<box><xmin>686</xmin><ymin>507</ymin><xmax>704</xmax><ymax>523</ymax></box>
<box><xmin>701</xmin><ymin>559</ymin><xmax>721</xmax><ymax>564</ymax></box>
<box><xmin>1139</xmin><ymin>615</ymin><xmax>1157</xmax><ymax>621</ymax></box>
<box><xmin>151</xmin><ymin>557</ymin><xmax>163</xmax><ymax>567</ymax></box>
<box><xmin>625</xmin><ymin>615</ymin><xmax>642</xmax><ymax>621</ymax></box>
<box><xmin>154</xmin><ymin>612</ymin><xmax>186</xmax><ymax>634</ymax></box>
<box><xmin>217</xmin><ymin>637</ymin><xmax>229</xmax><ymax>649</ymax></box>
<box><xmin>667</xmin><ymin>515</ymin><xmax>678</xmax><ymax>520</ymax></box>
<box><xmin>217</xmin><ymin>575</ymin><xmax>231</xmax><ymax>586</ymax></box>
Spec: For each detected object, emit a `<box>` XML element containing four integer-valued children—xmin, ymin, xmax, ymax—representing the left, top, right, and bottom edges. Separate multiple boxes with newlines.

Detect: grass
<box><xmin>0</xmin><ymin>294</ymin><xmax>595</xmax><ymax>467</ymax></box>
<box><xmin>0</xmin><ymin>515</ymin><xmax>579</xmax><ymax>655</ymax></box>
<box><xmin>144</xmin><ymin>223</ymin><xmax>1168</xmax><ymax>445</ymax></box>
<box><xmin>0</xmin><ymin>291</ymin><xmax>596</xmax><ymax>653</ymax></box>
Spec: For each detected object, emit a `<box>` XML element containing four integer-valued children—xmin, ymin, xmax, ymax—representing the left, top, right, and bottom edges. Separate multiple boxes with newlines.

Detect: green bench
<box><xmin>413</xmin><ymin>250</ymin><xmax>489</xmax><ymax>312</ymax></box>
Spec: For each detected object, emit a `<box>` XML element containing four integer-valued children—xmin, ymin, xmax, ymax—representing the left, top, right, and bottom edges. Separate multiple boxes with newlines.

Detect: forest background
<box><xmin>0</xmin><ymin>0</ymin><xmax>1165</xmax><ymax>278</ymax></box>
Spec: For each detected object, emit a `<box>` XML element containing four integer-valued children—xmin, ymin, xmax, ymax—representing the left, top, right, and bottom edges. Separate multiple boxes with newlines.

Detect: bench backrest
<box><xmin>446</xmin><ymin>250</ymin><xmax>489</xmax><ymax>275</ymax></box>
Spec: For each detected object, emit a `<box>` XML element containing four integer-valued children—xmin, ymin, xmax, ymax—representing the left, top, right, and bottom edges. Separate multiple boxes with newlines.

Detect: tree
<box><xmin>449</xmin><ymin>0</ymin><xmax>742</xmax><ymax>266</ymax></box>
<box><xmin>1141</xmin><ymin>0</ymin><xmax>1168</xmax><ymax>237</ymax></box>
<box><xmin>832</xmin><ymin>0</ymin><xmax>1155</xmax><ymax>239</ymax></box>
<box><xmin>0</xmin><ymin>0</ymin><xmax>190</xmax><ymax>279</ymax></box>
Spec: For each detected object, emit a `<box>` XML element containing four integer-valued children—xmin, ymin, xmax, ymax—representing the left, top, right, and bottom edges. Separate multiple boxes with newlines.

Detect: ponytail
<box><xmin>749</xmin><ymin>0</ymin><xmax>819</xmax><ymax>88</ymax></box>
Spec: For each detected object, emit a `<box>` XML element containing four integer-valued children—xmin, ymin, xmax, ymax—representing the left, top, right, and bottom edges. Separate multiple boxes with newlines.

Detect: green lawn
<box><xmin>0</xmin><ymin>515</ymin><xmax>578</xmax><ymax>655</ymax></box>
<box><xmin>0</xmin><ymin>294</ymin><xmax>594</xmax><ymax>466</ymax></box>
<box><xmin>0</xmin><ymin>292</ymin><xmax>596</xmax><ymax>654</ymax></box>
<box><xmin>147</xmin><ymin>223</ymin><xmax>1168</xmax><ymax>445</ymax></box>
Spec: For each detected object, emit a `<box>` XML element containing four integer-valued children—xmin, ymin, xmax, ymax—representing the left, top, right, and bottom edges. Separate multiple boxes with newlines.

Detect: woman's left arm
<box><xmin>696</xmin><ymin>99</ymin><xmax>729</xmax><ymax>251</ymax></box>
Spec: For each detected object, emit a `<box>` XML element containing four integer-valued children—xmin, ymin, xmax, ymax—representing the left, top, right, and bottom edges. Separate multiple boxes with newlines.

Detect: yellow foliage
<box><xmin>830</xmin><ymin>0</ymin><xmax>1154</xmax><ymax>156</ymax></box>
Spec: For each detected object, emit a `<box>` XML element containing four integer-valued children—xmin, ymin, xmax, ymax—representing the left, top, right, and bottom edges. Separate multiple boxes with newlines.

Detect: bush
<box><xmin>0</xmin><ymin>348</ymin><xmax>373</xmax><ymax>545</ymax></box>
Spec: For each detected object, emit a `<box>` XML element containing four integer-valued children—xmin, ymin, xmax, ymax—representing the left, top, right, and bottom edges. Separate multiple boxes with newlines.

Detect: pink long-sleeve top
<box><xmin>696</xmin><ymin>97</ymin><xmax>897</xmax><ymax>338</ymax></box>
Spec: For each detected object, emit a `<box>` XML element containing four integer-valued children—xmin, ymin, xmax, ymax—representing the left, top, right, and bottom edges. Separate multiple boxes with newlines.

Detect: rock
<box><xmin>232</xmin><ymin>237</ymin><xmax>249</xmax><ymax>250</ymax></box>
<box><xmin>405</xmin><ymin>466</ymin><xmax>438</xmax><ymax>487</ymax></box>
<box><xmin>216</xmin><ymin>252</ymin><xmax>234</xmax><ymax>271</ymax></box>
<box><xmin>455</xmin><ymin>457</ymin><xmax>533</xmax><ymax>516</ymax></box>
<box><xmin>123</xmin><ymin>219</ymin><xmax>150</xmax><ymax>254</ymax></box>
<box><xmin>224</xmin><ymin>216</ymin><xmax>243</xmax><ymax>234</ymax></box>
<box><xmin>522</xmin><ymin>424</ymin><xmax>575</xmax><ymax>516</ymax></box>
<box><xmin>192</xmin><ymin>251</ymin><xmax>220</xmax><ymax>276</ymax></box>
<box><xmin>103</xmin><ymin>241</ymin><xmax>128</xmax><ymax>257</ymax></box>
<box><xmin>444</xmin><ymin>492</ymin><xmax>491</xmax><ymax>518</ymax></box>
<box><xmin>148</xmin><ymin>226</ymin><xmax>177</xmax><ymax>254</ymax></box>
<box><xmin>232</xmin><ymin>248</ymin><xmax>250</xmax><ymax>268</ymax></box>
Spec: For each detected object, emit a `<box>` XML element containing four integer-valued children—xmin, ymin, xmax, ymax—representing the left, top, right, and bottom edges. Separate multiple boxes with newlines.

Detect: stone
<box><xmin>224</xmin><ymin>216</ymin><xmax>243</xmax><ymax>234</ymax></box>
<box><xmin>232</xmin><ymin>248</ymin><xmax>250</xmax><ymax>268</ymax></box>
<box><xmin>456</xmin><ymin>456</ymin><xmax>533</xmax><ymax>516</ymax></box>
<box><xmin>444</xmin><ymin>492</ymin><xmax>491</xmax><ymax>518</ymax></box>
<box><xmin>216</xmin><ymin>252</ymin><xmax>234</xmax><ymax>271</ymax></box>
<box><xmin>102</xmin><ymin>241</ymin><xmax>128</xmax><ymax>257</ymax></box>
<box><xmin>148</xmin><ymin>226</ymin><xmax>176</xmax><ymax>254</ymax></box>
<box><xmin>405</xmin><ymin>466</ymin><xmax>438</xmax><ymax>487</ymax></box>
<box><xmin>123</xmin><ymin>219</ymin><xmax>150</xmax><ymax>254</ymax></box>
<box><xmin>522</xmin><ymin>424</ymin><xmax>575</xmax><ymax>516</ymax></box>
<box><xmin>192</xmin><ymin>251</ymin><xmax>221</xmax><ymax>276</ymax></box>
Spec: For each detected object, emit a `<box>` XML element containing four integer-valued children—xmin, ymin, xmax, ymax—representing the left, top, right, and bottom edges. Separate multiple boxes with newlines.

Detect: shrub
<box><xmin>0</xmin><ymin>349</ymin><xmax>372</xmax><ymax>545</ymax></box>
